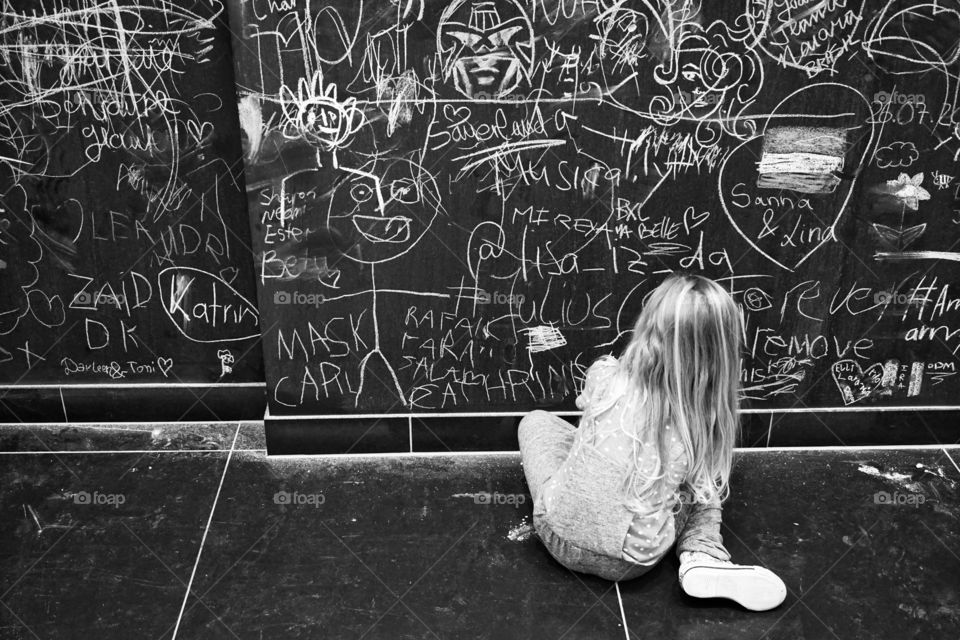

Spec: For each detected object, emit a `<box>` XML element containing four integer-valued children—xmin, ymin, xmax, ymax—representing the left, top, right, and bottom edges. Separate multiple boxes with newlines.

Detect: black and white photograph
<box><xmin>1</xmin><ymin>1</ymin><xmax>959</xmax><ymax>638</ymax></box>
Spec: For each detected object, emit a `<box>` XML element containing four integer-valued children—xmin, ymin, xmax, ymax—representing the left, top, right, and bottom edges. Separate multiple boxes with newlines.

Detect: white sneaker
<box><xmin>679</xmin><ymin>559</ymin><xmax>787</xmax><ymax>611</ymax></box>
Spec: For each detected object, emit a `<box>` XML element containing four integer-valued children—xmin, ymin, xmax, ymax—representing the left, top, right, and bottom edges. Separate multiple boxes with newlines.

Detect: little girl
<box><xmin>519</xmin><ymin>273</ymin><xmax>786</xmax><ymax>611</ymax></box>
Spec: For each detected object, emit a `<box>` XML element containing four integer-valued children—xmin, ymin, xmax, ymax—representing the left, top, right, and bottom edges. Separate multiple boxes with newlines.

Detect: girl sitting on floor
<box><xmin>519</xmin><ymin>273</ymin><xmax>787</xmax><ymax>611</ymax></box>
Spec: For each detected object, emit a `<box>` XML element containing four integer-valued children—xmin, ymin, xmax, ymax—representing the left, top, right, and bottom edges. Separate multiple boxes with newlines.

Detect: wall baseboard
<box><xmin>0</xmin><ymin>385</ymin><xmax>267</xmax><ymax>423</ymax></box>
<box><xmin>264</xmin><ymin>410</ymin><xmax>960</xmax><ymax>455</ymax></box>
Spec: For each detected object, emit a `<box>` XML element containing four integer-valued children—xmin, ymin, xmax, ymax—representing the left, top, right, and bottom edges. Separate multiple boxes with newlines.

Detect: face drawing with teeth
<box><xmin>327</xmin><ymin>157</ymin><xmax>444</xmax><ymax>265</ymax></box>
<box><xmin>438</xmin><ymin>0</ymin><xmax>534</xmax><ymax>99</ymax></box>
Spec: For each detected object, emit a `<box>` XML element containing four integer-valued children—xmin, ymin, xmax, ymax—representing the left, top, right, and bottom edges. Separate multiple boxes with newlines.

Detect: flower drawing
<box><xmin>886</xmin><ymin>172</ymin><xmax>931</xmax><ymax>210</ymax></box>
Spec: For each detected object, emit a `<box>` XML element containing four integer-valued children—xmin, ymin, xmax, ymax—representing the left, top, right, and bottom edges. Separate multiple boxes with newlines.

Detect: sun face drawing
<box><xmin>437</xmin><ymin>0</ymin><xmax>535</xmax><ymax>100</ymax></box>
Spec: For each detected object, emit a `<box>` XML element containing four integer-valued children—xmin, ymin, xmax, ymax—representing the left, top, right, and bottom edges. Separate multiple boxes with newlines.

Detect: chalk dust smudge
<box><xmin>507</xmin><ymin>516</ymin><xmax>535</xmax><ymax>542</ymax></box>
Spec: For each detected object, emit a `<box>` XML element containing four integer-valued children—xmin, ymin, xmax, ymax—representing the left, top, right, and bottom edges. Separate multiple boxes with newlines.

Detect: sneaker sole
<box><xmin>680</xmin><ymin>565</ymin><xmax>787</xmax><ymax>611</ymax></box>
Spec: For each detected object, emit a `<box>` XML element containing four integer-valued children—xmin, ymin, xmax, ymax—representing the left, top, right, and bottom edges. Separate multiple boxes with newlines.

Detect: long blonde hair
<box><xmin>581</xmin><ymin>273</ymin><xmax>742</xmax><ymax>508</ymax></box>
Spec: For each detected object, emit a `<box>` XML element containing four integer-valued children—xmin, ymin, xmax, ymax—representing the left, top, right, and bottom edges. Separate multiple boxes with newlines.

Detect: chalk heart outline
<box><xmin>718</xmin><ymin>82</ymin><xmax>876</xmax><ymax>271</ymax></box>
<box><xmin>156</xmin><ymin>357</ymin><xmax>174</xmax><ymax>377</ymax></box>
<box><xmin>27</xmin><ymin>289</ymin><xmax>66</xmax><ymax>328</ymax></box>
<box><xmin>219</xmin><ymin>266</ymin><xmax>239</xmax><ymax>285</ymax></box>
<box><xmin>186</xmin><ymin>120</ymin><xmax>214</xmax><ymax>146</ymax></box>
<box><xmin>684</xmin><ymin>207</ymin><xmax>710</xmax><ymax>232</ymax></box>
<box><xmin>831</xmin><ymin>359</ymin><xmax>883</xmax><ymax>405</ymax></box>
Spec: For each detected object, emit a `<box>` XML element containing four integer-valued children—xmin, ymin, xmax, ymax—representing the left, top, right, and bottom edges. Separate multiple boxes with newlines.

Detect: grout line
<box><xmin>4</xmin><ymin>443</ymin><xmax>955</xmax><ymax>458</ymax></box>
<box><xmin>170</xmin><ymin>422</ymin><xmax>242</xmax><ymax>640</ymax></box>
<box><xmin>59</xmin><ymin>388</ymin><xmax>68</xmax><ymax>423</ymax></box>
<box><xmin>6</xmin><ymin>444</ymin><xmax>953</xmax><ymax>457</ymax></box>
<box><xmin>268</xmin><ymin>411</ymin><xmax>585</xmax><ymax>419</ymax></box>
<box><xmin>615</xmin><ymin>582</ymin><xmax>630</xmax><ymax>640</ymax></box>
<box><xmin>268</xmin><ymin>450</ymin><xmax>523</xmax><ymax>460</ymax></box>
<box><xmin>0</xmin><ymin>449</ymin><xmax>266</xmax><ymax>455</ymax></box>
<box><xmin>7</xmin><ymin>444</ymin><xmax>952</xmax><ymax>458</ymax></box>
<box><xmin>266</xmin><ymin>443</ymin><xmax>960</xmax><ymax>460</ymax></box>
<box><xmin>23</xmin><ymin>426</ymin><xmax>158</xmax><ymax>433</ymax></box>
<box><xmin>0</xmin><ymin>383</ymin><xmax>265</xmax><ymax>389</ymax></box>
<box><xmin>738</xmin><ymin>443</ymin><xmax>960</xmax><ymax>452</ymax></box>
<box><xmin>942</xmin><ymin>448</ymin><xmax>960</xmax><ymax>476</ymax></box>
<box><xmin>0</xmin><ymin>421</ymin><xmax>255</xmax><ymax>427</ymax></box>
<box><xmin>266</xmin><ymin>405</ymin><xmax>960</xmax><ymax>419</ymax></box>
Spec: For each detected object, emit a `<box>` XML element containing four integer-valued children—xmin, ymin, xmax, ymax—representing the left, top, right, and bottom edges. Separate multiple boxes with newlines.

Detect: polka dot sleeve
<box><xmin>575</xmin><ymin>357</ymin><xmax>617</xmax><ymax>410</ymax></box>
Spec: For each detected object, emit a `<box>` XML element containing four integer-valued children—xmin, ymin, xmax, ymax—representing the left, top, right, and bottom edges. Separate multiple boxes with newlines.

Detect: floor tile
<box><xmin>0</xmin><ymin>451</ymin><xmax>229</xmax><ymax>640</ymax></box>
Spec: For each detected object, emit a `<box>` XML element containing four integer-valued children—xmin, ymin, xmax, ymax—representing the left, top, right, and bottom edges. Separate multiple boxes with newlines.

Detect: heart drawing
<box><xmin>157</xmin><ymin>357</ymin><xmax>174</xmax><ymax>377</ymax></box>
<box><xmin>718</xmin><ymin>83</ymin><xmax>877</xmax><ymax>271</ymax></box>
<box><xmin>831</xmin><ymin>359</ymin><xmax>884</xmax><ymax>405</ymax></box>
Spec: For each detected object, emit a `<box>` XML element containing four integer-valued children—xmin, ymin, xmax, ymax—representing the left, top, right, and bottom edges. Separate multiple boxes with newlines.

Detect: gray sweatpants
<box><xmin>519</xmin><ymin>410</ymin><xmax>731</xmax><ymax>581</ymax></box>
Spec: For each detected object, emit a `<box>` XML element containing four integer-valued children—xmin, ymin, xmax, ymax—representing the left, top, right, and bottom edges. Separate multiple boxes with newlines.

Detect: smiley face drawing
<box><xmin>437</xmin><ymin>0</ymin><xmax>535</xmax><ymax>100</ymax></box>
<box><xmin>326</xmin><ymin>156</ymin><xmax>445</xmax><ymax>265</ymax></box>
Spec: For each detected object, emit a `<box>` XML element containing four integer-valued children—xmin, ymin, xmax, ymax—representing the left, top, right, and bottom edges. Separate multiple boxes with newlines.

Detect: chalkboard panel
<box><xmin>0</xmin><ymin>0</ymin><xmax>263</xmax><ymax>407</ymax></box>
<box><xmin>229</xmin><ymin>0</ymin><xmax>960</xmax><ymax>417</ymax></box>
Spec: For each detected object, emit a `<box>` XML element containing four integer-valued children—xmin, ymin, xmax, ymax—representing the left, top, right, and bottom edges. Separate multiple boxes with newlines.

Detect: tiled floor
<box><xmin>1</xmin><ymin>423</ymin><xmax>959</xmax><ymax>639</ymax></box>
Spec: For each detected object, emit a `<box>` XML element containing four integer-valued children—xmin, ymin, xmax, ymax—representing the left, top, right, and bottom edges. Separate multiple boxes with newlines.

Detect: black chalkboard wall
<box><xmin>227</xmin><ymin>0</ymin><xmax>960</xmax><ymax>429</ymax></box>
<box><xmin>0</xmin><ymin>0</ymin><xmax>264</xmax><ymax>421</ymax></box>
